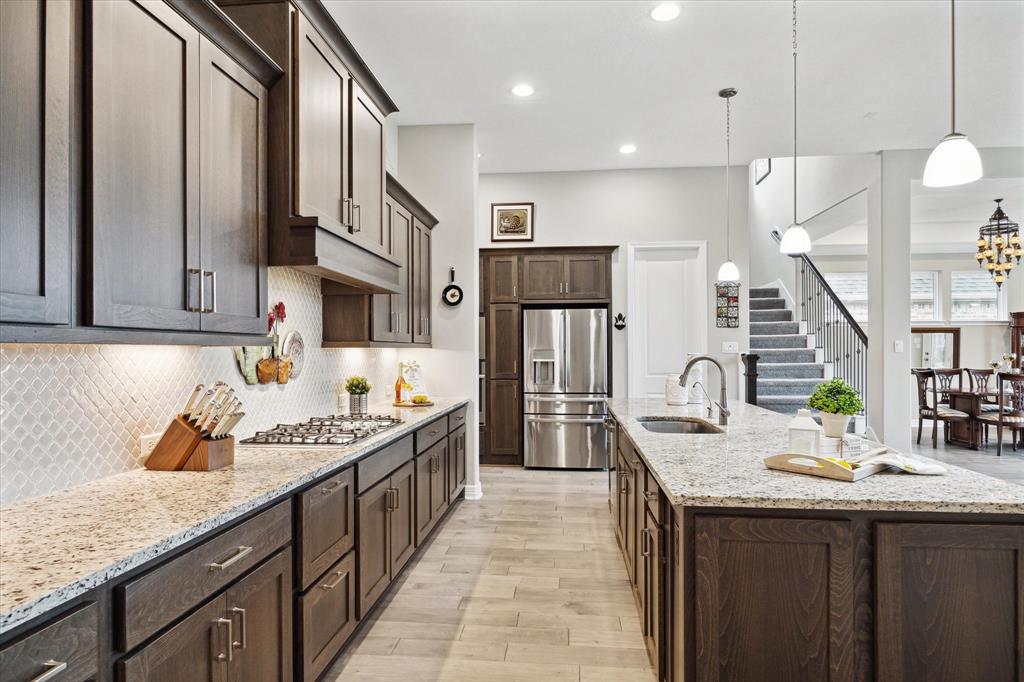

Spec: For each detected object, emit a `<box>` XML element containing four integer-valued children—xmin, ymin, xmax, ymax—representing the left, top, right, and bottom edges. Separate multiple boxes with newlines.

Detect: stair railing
<box><xmin>770</xmin><ymin>230</ymin><xmax>868</xmax><ymax>415</ymax></box>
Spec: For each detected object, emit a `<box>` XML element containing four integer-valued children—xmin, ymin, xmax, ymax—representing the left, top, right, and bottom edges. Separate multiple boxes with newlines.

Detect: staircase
<box><xmin>749</xmin><ymin>287</ymin><xmax>828</xmax><ymax>415</ymax></box>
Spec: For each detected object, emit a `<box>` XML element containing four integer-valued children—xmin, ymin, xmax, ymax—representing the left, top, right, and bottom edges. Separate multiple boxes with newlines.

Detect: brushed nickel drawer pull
<box><xmin>214</xmin><ymin>617</ymin><xmax>233</xmax><ymax>662</ymax></box>
<box><xmin>207</xmin><ymin>545</ymin><xmax>253</xmax><ymax>571</ymax></box>
<box><xmin>321</xmin><ymin>568</ymin><xmax>347</xmax><ymax>590</ymax></box>
<box><xmin>392</xmin><ymin>487</ymin><xmax>400</xmax><ymax>510</ymax></box>
<box><xmin>28</xmin><ymin>661</ymin><xmax>68</xmax><ymax>682</ymax></box>
<box><xmin>188</xmin><ymin>268</ymin><xmax>204</xmax><ymax>312</ymax></box>
<box><xmin>343</xmin><ymin>197</ymin><xmax>354</xmax><ymax>227</ymax></box>
<box><xmin>204</xmin><ymin>270</ymin><xmax>217</xmax><ymax>313</ymax></box>
<box><xmin>321</xmin><ymin>480</ymin><xmax>343</xmax><ymax>495</ymax></box>
<box><xmin>352</xmin><ymin>204</ymin><xmax>362</xmax><ymax>233</ymax></box>
<box><xmin>230</xmin><ymin>607</ymin><xmax>247</xmax><ymax>649</ymax></box>
<box><xmin>645</xmin><ymin>491</ymin><xmax>658</xmax><ymax>502</ymax></box>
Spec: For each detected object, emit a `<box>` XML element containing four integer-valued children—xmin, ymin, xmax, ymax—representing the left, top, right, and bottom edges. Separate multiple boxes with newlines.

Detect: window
<box><xmin>911</xmin><ymin>271</ymin><xmax>938</xmax><ymax>321</ymax></box>
<box><xmin>951</xmin><ymin>271</ymin><xmax>1004</xmax><ymax>321</ymax></box>
<box><xmin>823</xmin><ymin>272</ymin><xmax>868</xmax><ymax>323</ymax></box>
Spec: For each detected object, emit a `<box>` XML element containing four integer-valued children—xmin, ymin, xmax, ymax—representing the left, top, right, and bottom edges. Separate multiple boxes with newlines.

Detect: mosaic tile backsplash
<box><xmin>0</xmin><ymin>268</ymin><xmax>400</xmax><ymax>505</ymax></box>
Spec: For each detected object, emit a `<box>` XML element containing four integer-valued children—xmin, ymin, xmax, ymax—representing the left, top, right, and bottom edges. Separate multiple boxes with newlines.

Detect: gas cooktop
<box><xmin>240</xmin><ymin>414</ymin><xmax>403</xmax><ymax>446</ymax></box>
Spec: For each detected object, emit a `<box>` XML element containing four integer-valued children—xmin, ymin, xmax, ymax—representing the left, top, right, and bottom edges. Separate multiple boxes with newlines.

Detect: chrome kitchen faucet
<box><xmin>679</xmin><ymin>356</ymin><xmax>730</xmax><ymax>426</ymax></box>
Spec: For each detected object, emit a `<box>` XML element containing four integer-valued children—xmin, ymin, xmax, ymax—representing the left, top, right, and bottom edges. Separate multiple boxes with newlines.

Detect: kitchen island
<box><xmin>606</xmin><ymin>398</ymin><xmax>1023</xmax><ymax>682</ymax></box>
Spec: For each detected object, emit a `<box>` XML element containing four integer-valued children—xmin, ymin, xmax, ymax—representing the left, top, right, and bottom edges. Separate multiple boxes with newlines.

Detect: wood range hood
<box><xmin>284</xmin><ymin>216</ymin><xmax>402</xmax><ymax>295</ymax></box>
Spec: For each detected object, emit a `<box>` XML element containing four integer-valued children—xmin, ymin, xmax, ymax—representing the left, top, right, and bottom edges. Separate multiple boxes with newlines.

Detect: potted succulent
<box><xmin>807</xmin><ymin>378</ymin><xmax>864</xmax><ymax>437</ymax></box>
<box><xmin>345</xmin><ymin>376</ymin><xmax>372</xmax><ymax>415</ymax></box>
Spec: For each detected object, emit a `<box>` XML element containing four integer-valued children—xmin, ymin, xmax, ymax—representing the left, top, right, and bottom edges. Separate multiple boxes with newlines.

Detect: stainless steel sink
<box><xmin>637</xmin><ymin>417</ymin><xmax>724</xmax><ymax>434</ymax></box>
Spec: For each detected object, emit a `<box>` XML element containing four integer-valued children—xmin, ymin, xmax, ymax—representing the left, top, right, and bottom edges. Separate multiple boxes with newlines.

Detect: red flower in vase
<box><xmin>267</xmin><ymin>309</ymin><xmax>277</xmax><ymax>333</ymax></box>
<box><xmin>274</xmin><ymin>301</ymin><xmax>287</xmax><ymax>324</ymax></box>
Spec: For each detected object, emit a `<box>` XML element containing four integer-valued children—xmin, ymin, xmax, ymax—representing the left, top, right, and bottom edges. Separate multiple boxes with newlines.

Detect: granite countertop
<box><xmin>608</xmin><ymin>398</ymin><xmax>1024</xmax><ymax>514</ymax></box>
<box><xmin>0</xmin><ymin>398</ymin><xmax>469</xmax><ymax>635</ymax></box>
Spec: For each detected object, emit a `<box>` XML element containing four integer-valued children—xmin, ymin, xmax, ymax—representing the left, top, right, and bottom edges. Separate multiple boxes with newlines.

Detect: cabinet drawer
<box><xmin>357</xmin><ymin>435</ymin><xmax>413</xmax><ymax>494</ymax></box>
<box><xmin>644</xmin><ymin>469</ymin><xmax>663</xmax><ymax>523</ymax></box>
<box><xmin>297</xmin><ymin>468</ymin><xmax>355</xmax><ymax>590</ymax></box>
<box><xmin>116</xmin><ymin>500</ymin><xmax>291</xmax><ymax>651</ymax></box>
<box><xmin>299</xmin><ymin>551</ymin><xmax>356</xmax><ymax>682</ymax></box>
<box><xmin>447</xmin><ymin>405</ymin><xmax>468</xmax><ymax>433</ymax></box>
<box><xmin>415</xmin><ymin>416</ymin><xmax>447</xmax><ymax>454</ymax></box>
<box><xmin>0</xmin><ymin>602</ymin><xmax>98</xmax><ymax>682</ymax></box>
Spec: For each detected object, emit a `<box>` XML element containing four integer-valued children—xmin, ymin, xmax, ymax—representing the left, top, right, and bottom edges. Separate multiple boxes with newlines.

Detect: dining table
<box><xmin>938</xmin><ymin>388</ymin><xmax>1007</xmax><ymax>450</ymax></box>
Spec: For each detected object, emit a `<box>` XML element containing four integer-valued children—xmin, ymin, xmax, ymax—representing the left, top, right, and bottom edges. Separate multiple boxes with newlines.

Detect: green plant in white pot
<box><xmin>807</xmin><ymin>378</ymin><xmax>864</xmax><ymax>438</ymax></box>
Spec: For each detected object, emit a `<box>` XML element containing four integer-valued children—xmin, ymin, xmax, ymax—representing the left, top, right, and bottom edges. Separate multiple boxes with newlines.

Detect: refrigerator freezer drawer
<box><xmin>523</xmin><ymin>394</ymin><xmax>608</xmax><ymax>416</ymax></box>
<box><xmin>524</xmin><ymin>415</ymin><xmax>609</xmax><ymax>469</ymax></box>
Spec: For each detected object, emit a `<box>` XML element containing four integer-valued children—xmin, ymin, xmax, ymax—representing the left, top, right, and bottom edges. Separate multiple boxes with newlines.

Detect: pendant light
<box><xmin>717</xmin><ymin>87</ymin><xmax>740</xmax><ymax>282</ymax></box>
<box><xmin>779</xmin><ymin>0</ymin><xmax>811</xmax><ymax>255</ymax></box>
<box><xmin>923</xmin><ymin>0</ymin><xmax>982</xmax><ymax>187</ymax></box>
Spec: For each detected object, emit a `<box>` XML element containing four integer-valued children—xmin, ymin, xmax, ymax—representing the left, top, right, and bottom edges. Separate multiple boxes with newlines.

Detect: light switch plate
<box><xmin>721</xmin><ymin>341</ymin><xmax>739</xmax><ymax>353</ymax></box>
<box><xmin>141</xmin><ymin>432</ymin><xmax>163</xmax><ymax>458</ymax></box>
<box><xmin>893</xmin><ymin>340</ymin><xmax>904</xmax><ymax>353</ymax></box>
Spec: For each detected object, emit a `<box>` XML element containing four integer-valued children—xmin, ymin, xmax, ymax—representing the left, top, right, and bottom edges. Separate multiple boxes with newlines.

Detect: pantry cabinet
<box><xmin>0</xmin><ymin>0</ymin><xmax>72</xmax><ymax>326</ymax></box>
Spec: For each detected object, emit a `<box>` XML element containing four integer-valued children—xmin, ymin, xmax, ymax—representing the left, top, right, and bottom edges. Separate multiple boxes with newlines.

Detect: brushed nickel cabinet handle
<box><xmin>207</xmin><ymin>545</ymin><xmax>253</xmax><ymax>571</ymax></box>
<box><xmin>351</xmin><ymin>204</ymin><xmax>362</xmax><ymax>233</ymax></box>
<box><xmin>230</xmin><ymin>606</ymin><xmax>247</xmax><ymax>649</ymax></box>
<box><xmin>213</xmin><ymin>617</ymin><xmax>233</xmax><ymax>662</ymax></box>
<box><xmin>204</xmin><ymin>270</ymin><xmax>217</xmax><ymax>313</ymax></box>
<box><xmin>392</xmin><ymin>487</ymin><xmax>400</xmax><ymax>510</ymax></box>
<box><xmin>321</xmin><ymin>479</ymin><xmax>343</xmax><ymax>495</ymax></box>
<box><xmin>188</xmin><ymin>268</ymin><xmax>204</xmax><ymax>312</ymax></box>
<box><xmin>321</xmin><ymin>568</ymin><xmax>347</xmax><ymax>590</ymax></box>
<box><xmin>641</xmin><ymin>529</ymin><xmax>651</xmax><ymax>557</ymax></box>
<box><xmin>645</xmin><ymin>491</ymin><xmax>658</xmax><ymax>502</ymax></box>
<box><xmin>343</xmin><ymin>197</ymin><xmax>354</xmax><ymax>227</ymax></box>
<box><xmin>27</xmin><ymin>661</ymin><xmax>68</xmax><ymax>682</ymax></box>
<box><xmin>513</xmin><ymin>284</ymin><xmax>517</xmax><ymax>297</ymax></box>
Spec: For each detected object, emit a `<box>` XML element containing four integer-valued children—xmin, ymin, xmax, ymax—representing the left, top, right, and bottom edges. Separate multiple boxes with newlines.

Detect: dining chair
<box><xmin>976</xmin><ymin>372</ymin><xmax>1024</xmax><ymax>456</ymax></box>
<box><xmin>966</xmin><ymin>368</ymin><xmax>1002</xmax><ymax>443</ymax></box>
<box><xmin>912</xmin><ymin>369</ymin><xmax>970</xmax><ymax>448</ymax></box>
<box><xmin>933</xmin><ymin>368</ymin><xmax>963</xmax><ymax>408</ymax></box>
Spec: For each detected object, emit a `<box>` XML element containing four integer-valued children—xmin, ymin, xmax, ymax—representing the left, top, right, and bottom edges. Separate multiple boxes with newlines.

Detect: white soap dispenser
<box><xmin>787</xmin><ymin>409</ymin><xmax>821</xmax><ymax>455</ymax></box>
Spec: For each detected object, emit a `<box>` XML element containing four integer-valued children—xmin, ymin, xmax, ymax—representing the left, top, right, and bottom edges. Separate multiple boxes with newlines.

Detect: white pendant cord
<box><xmin>949</xmin><ymin>0</ymin><xmax>956</xmax><ymax>134</ymax></box>
<box><xmin>792</xmin><ymin>0</ymin><xmax>798</xmax><ymax>227</ymax></box>
<box><xmin>725</xmin><ymin>95</ymin><xmax>731</xmax><ymax>263</ymax></box>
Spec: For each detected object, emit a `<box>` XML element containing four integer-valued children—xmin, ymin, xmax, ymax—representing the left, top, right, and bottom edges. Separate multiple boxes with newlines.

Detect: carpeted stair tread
<box><xmin>750</xmin><ymin>309</ymin><xmax>793</xmax><ymax>323</ymax></box>
<box><xmin>749</xmin><ymin>287</ymin><xmax>780</xmax><ymax>299</ymax></box>
<box><xmin>750</xmin><ymin>321</ymin><xmax>800</xmax><ymax>336</ymax></box>
<box><xmin>750</xmin><ymin>297</ymin><xmax>787</xmax><ymax>310</ymax></box>
<box><xmin>755</xmin><ymin>348</ymin><xmax>817</xmax><ymax>363</ymax></box>
<box><xmin>756</xmin><ymin>378</ymin><xmax>826</xmax><ymax>395</ymax></box>
<box><xmin>758</xmin><ymin>362</ymin><xmax>827</xmax><ymax>379</ymax></box>
<box><xmin>750</xmin><ymin>334</ymin><xmax>808</xmax><ymax>349</ymax></box>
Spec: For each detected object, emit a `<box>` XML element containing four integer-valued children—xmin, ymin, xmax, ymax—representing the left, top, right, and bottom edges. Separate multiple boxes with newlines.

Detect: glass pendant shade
<box><xmin>717</xmin><ymin>260</ymin><xmax>740</xmax><ymax>282</ymax></box>
<box><xmin>779</xmin><ymin>223</ymin><xmax>811</xmax><ymax>255</ymax></box>
<box><xmin>923</xmin><ymin>133</ymin><xmax>983</xmax><ymax>187</ymax></box>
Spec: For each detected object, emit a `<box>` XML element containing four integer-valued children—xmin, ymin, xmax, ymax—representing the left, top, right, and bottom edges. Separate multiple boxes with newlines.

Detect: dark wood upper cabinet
<box><xmin>370</xmin><ymin>197</ymin><xmax>411</xmax><ymax>343</ymax></box>
<box><xmin>876</xmin><ymin>522</ymin><xmax>1023</xmax><ymax>682</ymax></box>
<box><xmin>565</xmin><ymin>253</ymin><xmax>607</xmax><ymax>299</ymax></box>
<box><xmin>520</xmin><ymin>254</ymin><xmax>564</xmax><ymax>300</ymax></box>
<box><xmin>488</xmin><ymin>304</ymin><xmax>520</xmax><ymax>379</ymax></box>
<box><xmin>199</xmin><ymin>36</ymin><xmax>268</xmax><ymax>335</ymax></box>
<box><xmin>694</xmin><ymin>516</ymin><xmax>856</xmax><ymax>682</ymax></box>
<box><xmin>88</xmin><ymin>0</ymin><xmax>202</xmax><ymax>331</ymax></box>
<box><xmin>294</xmin><ymin>9</ymin><xmax>349</xmax><ymax>231</ymax></box>
<box><xmin>412</xmin><ymin>218</ymin><xmax>432</xmax><ymax>344</ymax></box>
<box><xmin>487</xmin><ymin>256</ymin><xmax>519</xmax><ymax>303</ymax></box>
<box><xmin>0</xmin><ymin>0</ymin><xmax>72</xmax><ymax>326</ymax></box>
<box><xmin>350</xmin><ymin>81</ymin><xmax>386</xmax><ymax>256</ymax></box>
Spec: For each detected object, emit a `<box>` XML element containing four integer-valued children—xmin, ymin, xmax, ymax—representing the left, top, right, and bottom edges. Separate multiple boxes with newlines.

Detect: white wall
<box><xmin>396</xmin><ymin>124</ymin><xmax>482</xmax><ymax>498</ymax></box>
<box><xmin>479</xmin><ymin>166</ymin><xmax>749</xmax><ymax>400</ymax></box>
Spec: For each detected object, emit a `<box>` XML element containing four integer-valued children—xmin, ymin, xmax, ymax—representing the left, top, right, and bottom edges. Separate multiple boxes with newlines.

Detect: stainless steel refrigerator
<box><xmin>523</xmin><ymin>308</ymin><xmax>609</xmax><ymax>469</ymax></box>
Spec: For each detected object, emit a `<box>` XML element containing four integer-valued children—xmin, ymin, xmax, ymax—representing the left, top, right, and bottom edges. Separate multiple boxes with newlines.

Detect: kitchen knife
<box><xmin>210</xmin><ymin>382</ymin><xmax>231</xmax><ymax>405</ymax></box>
<box><xmin>195</xmin><ymin>400</ymin><xmax>220</xmax><ymax>432</ymax></box>
<box><xmin>189</xmin><ymin>389</ymin><xmax>215</xmax><ymax>423</ymax></box>
<box><xmin>181</xmin><ymin>384</ymin><xmax>204</xmax><ymax>418</ymax></box>
<box><xmin>215</xmin><ymin>397</ymin><xmax>240</xmax><ymax>426</ymax></box>
<box><xmin>213</xmin><ymin>412</ymin><xmax>243</xmax><ymax>439</ymax></box>
<box><xmin>211</xmin><ymin>411</ymin><xmax>236</xmax><ymax>438</ymax></box>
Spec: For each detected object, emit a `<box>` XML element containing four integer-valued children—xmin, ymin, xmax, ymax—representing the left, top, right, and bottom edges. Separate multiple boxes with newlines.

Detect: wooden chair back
<box><xmin>911</xmin><ymin>369</ymin><xmax>935</xmax><ymax>412</ymax></box>
<box><xmin>933</xmin><ymin>368</ymin><xmax>962</xmax><ymax>404</ymax></box>
<box><xmin>997</xmin><ymin>373</ymin><xmax>1024</xmax><ymax>418</ymax></box>
<box><xmin>966</xmin><ymin>368</ymin><xmax>995</xmax><ymax>394</ymax></box>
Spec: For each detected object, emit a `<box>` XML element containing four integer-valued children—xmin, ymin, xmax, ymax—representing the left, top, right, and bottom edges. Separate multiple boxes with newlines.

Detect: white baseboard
<box><xmin>464</xmin><ymin>482</ymin><xmax>483</xmax><ymax>500</ymax></box>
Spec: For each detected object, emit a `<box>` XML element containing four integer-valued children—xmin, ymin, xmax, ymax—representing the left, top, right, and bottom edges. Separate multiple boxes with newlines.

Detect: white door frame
<box><xmin>626</xmin><ymin>241</ymin><xmax>708</xmax><ymax>399</ymax></box>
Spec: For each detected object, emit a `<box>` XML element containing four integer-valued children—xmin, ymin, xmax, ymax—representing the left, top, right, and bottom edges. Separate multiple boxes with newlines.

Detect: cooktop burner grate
<box><xmin>240</xmin><ymin>414</ymin><xmax>403</xmax><ymax>446</ymax></box>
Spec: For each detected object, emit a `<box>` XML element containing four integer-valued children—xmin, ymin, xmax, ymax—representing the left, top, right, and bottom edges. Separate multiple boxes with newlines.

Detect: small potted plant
<box><xmin>807</xmin><ymin>378</ymin><xmax>864</xmax><ymax>437</ymax></box>
<box><xmin>346</xmin><ymin>376</ymin><xmax>372</xmax><ymax>415</ymax></box>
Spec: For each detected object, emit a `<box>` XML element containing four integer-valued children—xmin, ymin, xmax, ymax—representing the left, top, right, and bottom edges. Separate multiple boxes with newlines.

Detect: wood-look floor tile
<box><xmin>459</xmin><ymin>624</ymin><xmax>569</xmax><ymax>645</ymax></box>
<box><xmin>506</xmin><ymin>642</ymin><xmax>652</xmax><ymax>668</ymax></box>
<box><xmin>392</xmin><ymin>638</ymin><xmax>508</xmax><ymax>661</ymax></box>
<box><xmin>516</xmin><ymin>612</ymin><xmax>625</xmax><ymax>632</ymax></box>
<box><xmin>580</xmin><ymin>665</ymin><xmax>659</xmax><ymax>681</ymax></box>
<box><xmin>570</xmin><ymin>628</ymin><xmax>647</xmax><ymax>649</ymax></box>
<box><xmin>328</xmin><ymin>654</ymin><xmax>580</xmax><ymax>681</ymax></box>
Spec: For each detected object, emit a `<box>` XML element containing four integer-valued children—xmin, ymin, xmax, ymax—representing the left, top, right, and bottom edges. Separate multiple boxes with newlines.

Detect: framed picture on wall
<box><xmin>754</xmin><ymin>158</ymin><xmax>771</xmax><ymax>185</ymax></box>
<box><xmin>491</xmin><ymin>202</ymin><xmax>534</xmax><ymax>241</ymax></box>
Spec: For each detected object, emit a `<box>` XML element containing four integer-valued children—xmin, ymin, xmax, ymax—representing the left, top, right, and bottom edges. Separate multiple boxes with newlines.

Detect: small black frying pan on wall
<box><xmin>442</xmin><ymin>267</ymin><xmax>463</xmax><ymax>306</ymax></box>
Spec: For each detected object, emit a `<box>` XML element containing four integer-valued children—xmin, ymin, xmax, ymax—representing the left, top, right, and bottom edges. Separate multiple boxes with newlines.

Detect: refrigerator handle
<box><xmin>562</xmin><ymin>309</ymin><xmax>570</xmax><ymax>390</ymax></box>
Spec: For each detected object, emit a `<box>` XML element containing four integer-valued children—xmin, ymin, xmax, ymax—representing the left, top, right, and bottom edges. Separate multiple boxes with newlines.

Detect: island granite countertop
<box><xmin>608</xmin><ymin>398</ymin><xmax>1023</xmax><ymax>515</ymax></box>
<box><xmin>0</xmin><ymin>398</ymin><xmax>470</xmax><ymax>636</ymax></box>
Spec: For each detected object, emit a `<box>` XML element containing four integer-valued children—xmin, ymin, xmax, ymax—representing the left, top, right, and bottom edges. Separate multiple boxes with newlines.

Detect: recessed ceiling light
<box><xmin>619</xmin><ymin>144</ymin><xmax>637</xmax><ymax>154</ymax></box>
<box><xmin>650</xmin><ymin>3</ymin><xmax>680</xmax><ymax>22</ymax></box>
<box><xmin>511</xmin><ymin>83</ymin><xmax>534</xmax><ymax>97</ymax></box>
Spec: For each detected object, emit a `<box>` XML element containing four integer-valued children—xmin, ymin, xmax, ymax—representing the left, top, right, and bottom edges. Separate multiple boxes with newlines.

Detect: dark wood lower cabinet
<box><xmin>0</xmin><ymin>602</ymin><xmax>98</xmax><ymax>682</ymax></box>
<box><xmin>120</xmin><ymin>594</ymin><xmax>229</xmax><ymax>682</ymax></box>
<box><xmin>299</xmin><ymin>551</ymin><xmax>357</xmax><ymax>682</ymax></box>
<box><xmin>487</xmin><ymin>380</ymin><xmax>520</xmax><ymax>462</ymax></box>
<box><xmin>356</xmin><ymin>476</ymin><xmax>391</xmax><ymax>618</ymax></box>
<box><xmin>876</xmin><ymin>522</ymin><xmax>1024</xmax><ymax>682</ymax></box>
<box><xmin>389</xmin><ymin>460</ymin><xmax>416</xmax><ymax>577</ymax></box>
<box><xmin>448</xmin><ymin>425</ymin><xmax>467</xmax><ymax>503</ymax></box>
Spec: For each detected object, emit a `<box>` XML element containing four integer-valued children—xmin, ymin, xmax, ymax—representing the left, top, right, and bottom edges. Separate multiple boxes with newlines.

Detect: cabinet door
<box><xmin>487</xmin><ymin>256</ymin><xmax>519</xmax><ymax>303</ymax></box>
<box><xmin>520</xmin><ymin>254</ymin><xmax>565</xmax><ymax>299</ymax></box>
<box><xmin>389</xmin><ymin>460</ymin><xmax>416</xmax><ymax>577</ymax></box>
<box><xmin>644</xmin><ymin>509</ymin><xmax>662</xmax><ymax>671</ymax></box>
<box><xmin>350</xmin><ymin>81</ymin><xmax>386</xmax><ymax>254</ymax></box>
<box><xmin>0</xmin><ymin>0</ymin><xmax>71</xmax><ymax>325</ymax></box>
<box><xmin>412</xmin><ymin>219</ymin><xmax>432</xmax><ymax>344</ymax></box>
<box><xmin>372</xmin><ymin>199</ymin><xmax>412</xmax><ymax>342</ymax></box>
<box><xmin>0</xmin><ymin>602</ymin><xmax>98</xmax><ymax>682</ymax></box>
<box><xmin>487</xmin><ymin>380</ymin><xmax>520</xmax><ymax>458</ymax></box>
<box><xmin>565</xmin><ymin>254</ymin><xmax>608</xmax><ymax>299</ymax></box>
<box><xmin>371</xmin><ymin>199</ymin><xmax>397</xmax><ymax>342</ymax></box>
<box><xmin>356</xmin><ymin>476</ymin><xmax>391</xmax><ymax>618</ymax></box>
<box><xmin>694</xmin><ymin>516</ymin><xmax>855</xmax><ymax>682</ymax></box>
<box><xmin>226</xmin><ymin>550</ymin><xmax>292</xmax><ymax>682</ymax></box>
<box><xmin>297</xmin><ymin>468</ymin><xmax>355</xmax><ymax>590</ymax></box>
<box><xmin>119</xmin><ymin>594</ymin><xmax>229</xmax><ymax>682</ymax></box>
<box><xmin>431</xmin><ymin>442</ymin><xmax>449</xmax><ymax>520</ymax></box>
<box><xmin>89</xmin><ymin>0</ymin><xmax>200</xmax><ymax>331</ymax></box>
<box><xmin>876</xmin><ymin>523</ymin><xmax>1023</xmax><ymax>682</ymax></box>
<box><xmin>199</xmin><ymin>37</ymin><xmax>268</xmax><ymax>335</ymax></box>
<box><xmin>294</xmin><ymin>11</ymin><xmax>348</xmax><ymax>230</ymax></box>
<box><xmin>414</xmin><ymin>451</ymin><xmax>434</xmax><ymax>546</ymax></box>
<box><xmin>614</xmin><ymin>451</ymin><xmax>629</xmax><ymax>554</ymax></box>
<box><xmin>488</xmin><ymin>304</ymin><xmax>520</xmax><ymax>379</ymax></box>
<box><xmin>448</xmin><ymin>425</ymin><xmax>467</xmax><ymax>502</ymax></box>
<box><xmin>299</xmin><ymin>552</ymin><xmax>357</xmax><ymax>682</ymax></box>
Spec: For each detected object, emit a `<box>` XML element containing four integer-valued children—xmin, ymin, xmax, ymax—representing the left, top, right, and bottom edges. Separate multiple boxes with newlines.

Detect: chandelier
<box><xmin>975</xmin><ymin>199</ymin><xmax>1021</xmax><ymax>287</ymax></box>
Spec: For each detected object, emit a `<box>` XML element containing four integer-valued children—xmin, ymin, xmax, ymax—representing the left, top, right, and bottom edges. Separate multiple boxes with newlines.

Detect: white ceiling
<box><xmin>324</xmin><ymin>0</ymin><xmax>1024</xmax><ymax>174</ymax></box>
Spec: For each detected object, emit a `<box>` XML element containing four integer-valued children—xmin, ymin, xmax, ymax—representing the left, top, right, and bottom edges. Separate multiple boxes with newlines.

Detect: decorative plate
<box><xmin>282</xmin><ymin>330</ymin><xmax>305</xmax><ymax>379</ymax></box>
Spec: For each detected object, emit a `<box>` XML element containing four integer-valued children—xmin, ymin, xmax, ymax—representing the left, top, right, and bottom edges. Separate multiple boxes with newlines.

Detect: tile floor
<box><xmin>326</xmin><ymin>467</ymin><xmax>656</xmax><ymax>682</ymax></box>
<box><xmin>912</xmin><ymin>425</ymin><xmax>1024</xmax><ymax>485</ymax></box>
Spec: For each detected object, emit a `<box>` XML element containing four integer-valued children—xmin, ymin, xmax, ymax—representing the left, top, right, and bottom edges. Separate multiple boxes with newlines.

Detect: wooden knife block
<box><xmin>145</xmin><ymin>415</ymin><xmax>234</xmax><ymax>472</ymax></box>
